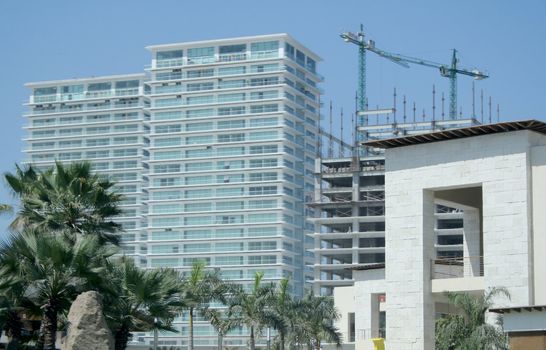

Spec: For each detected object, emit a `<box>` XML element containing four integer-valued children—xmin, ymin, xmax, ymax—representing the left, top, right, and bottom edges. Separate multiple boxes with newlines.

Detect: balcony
<box><xmin>431</xmin><ymin>256</ymin><xmax>485</xmax><ymax>293</ymax></box>
<box><xmin>29</xmin><ymin>88</ymin><xmax>141</xmax><ymax>104</ymax></box>
<box><xmin>152</xmin><ymin>50</ymin><xmax>280</xmax><ymax>69</ymax></box>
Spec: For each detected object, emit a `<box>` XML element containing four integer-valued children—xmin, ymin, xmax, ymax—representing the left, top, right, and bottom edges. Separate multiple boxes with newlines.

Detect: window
<box><xmin>249</xmin><ymin>186</ymin><xmax>277</xmax><ymax>195</ymax></box>
<box><xmin>249</xmin><ymin>130</ymin><xmax>278</xmax><ymax>141</ymax></box>
<box><xmin>249</xmin><ymin>145</ymin><xmax>277</xmax><ymax>154</ymax></box>
<box><xmin>187</xmin><ymin>82</ymin><xmax>214</xmax><ymax>92</ymax></box>
<box><xmin>249</xmin><ymin>172</ymin><xmax>277</xmax><ymax>181</ymax></box>
<box><xmin>154</xmin><ymin>164</ymin><xmax>181</xmax><ymax>173</ymax></box>
<box><xmin>155</xmin><ymin>111</ymin><xmax>183</xmax><ymax>121</ymax></box>
<box><xmin>187</xmin><ymin>95</ymin><xmax>213</xmax><ymax>105</ymax></box>
<box><xmin>250</xmin><ymin>90</ymin><xmax>278</xmax><ymax>100</ymax></box>
<box><xmin>216</xmin><ymin>187</ymin><xmax>244</xmax><ymax>197</ymax></box>
<box><xmin>285</xmin><ymin>43</ymin><xmax>295</xmax><ymax>59</ymax></box>
<box><xmin>217</xmin><ymin>120</ymin><xmax>245</xmax><ymax>129</ymax></box>
<box><xmin>152</xmin><ymin>191</ymin><xmax>181</xmax><ymax>200</ymax></box>
<box><xmin>186</xmin><ymin>135</ymin><xmax>213</xmax><ymax>144</ymax></box>
<box><xmin>248</xmin><ymin>213</ymin><xmax>277</xmax><ymax>223</ymax></box>
<box><xmin>250</xmin><ymin>104</ymin><xmax>278</xmax><ymax>113</ymax></box>
<box><xmin>187</xmin><ymin>47</ymin><xmax>215</xmax><ymax>64</ymax></box>
<box><xmin>218</xmin><ymin>106</ymin><xmax>245</xmax><ymax>116</ymax></box>
<box><xmin>250</xmin><ymin>77</ymin><xmax>279</xmax><ymax>86</ymax></box>
<box><xmin>185</xmin><ymin>203</ymin><xmax>212</xmax><ymax>212</ymax></box>
<box><xmin>157</xmin><ymin>50</ymin><xmax>183</xmax><ymax>61</ymax></box>
<box><xmin>251</xmin><ymin>40</ymin><xmax>279</xmax><ymax>52</ymax></box>
<box><xmin>186</xmin><ymin>122</ymin><xmax>213</xmax><ymax>132</ymax></box>
<box><xmin>186</xmin><ymin>68</ymin><xmax>214</xmax><ymax>78</ymax></box>
<box><xmin>154</xmin><ymin>150</ymin><xmax>181</xmax><ymax>160</ymax></box>
<box><xmin>250</xmin><ymin>117</ymin><xmax>277</xmax><ymax>127</ymax></box>
<box><xmin>186</xmin><ymin>162</ymin><xmax>213</xmax><ymax>172</ymax></box>
<box><xmin>218</xmin><ymin>133</ymin><xmax>244</xmax><ymax>143</ymax></box>
<box><xmin>218</xmin><ymin>79</ymin><xmax>245</xmax><ymax>89</ymax></box>
<box><xmin>215</xmin><ymin>242</ymin><xmax>244</xmax><ymax>252</ymax></box>
<box><xmin>155</xmin><ymin>124</ymin><xmax>181</xmax><ymax>133</ymax></box>
<box><xmin>186</xmin><ymin>109</ymin><xmax>214</xmax><ymax>119</ymax></box>
<box><xmin>216</xmin><ymin>201</ymin><xmax>244</xmax><ymax>211</ymax></box>
<box><xmin>249</xmin><ymin>159</ymin><xmax>278</xmax><ymax>168</ymax></box>
<box><xmin>185</xmin><ymin>189</ymin><xmax>212</xmax><ymax>199</ymax></box>
<box><xmin>155</xmin><ymin>137</ymin><xmax>182</xmax><ymax>147</ymax></box>
<box><xmin>218</xmin><ymin>66</ymin><xmax>246</xmax><ymax>76</ymax></box>
<box><xmin>218</xmin><ymin>93</ymin><xmax>245</xmax><ymax>103</ymax></box>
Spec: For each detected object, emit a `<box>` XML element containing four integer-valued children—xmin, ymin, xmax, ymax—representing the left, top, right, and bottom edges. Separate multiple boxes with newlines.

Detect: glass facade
<box><xmin>23</xmin><ymin>34</ymin><xmax>321</xmax><ymax>348</ymax></box>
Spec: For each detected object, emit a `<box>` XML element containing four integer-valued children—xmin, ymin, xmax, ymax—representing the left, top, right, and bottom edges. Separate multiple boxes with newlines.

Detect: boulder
<box><xmin>61</xmin><ymin>291</ymin><xmax>114</xmax><ymax>350</ymax></box>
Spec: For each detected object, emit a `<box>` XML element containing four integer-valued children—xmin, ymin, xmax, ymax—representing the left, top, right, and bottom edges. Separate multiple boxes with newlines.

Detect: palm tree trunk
<box><xmin>280</xmin><ymin>332</ymin><xmax>285</xmax><ymax>350</ymax></box>
<box><xmin>42</xmin><ymin>305</ymin><xmax>58</xmax><ymax>350</ymax></box>
<box><xmin>114</xmin><ymin>325</ymin><xmax>130</xmax><ymax>350</ymax></box>
<box><xmin>218</xmin><ymin>332</ymin><xmax>223</xmax><ymax>350</ymax></box>
<box><xmin>249</xmin><ymin>326</ymin><xmax>255</xmax><ymax>350</ymax></box>
<box><xmin>315</xmin><ymin>339</ymin><xmax>321</xmax><ymax>350</ymax></box>
<box><xmin>189</xmin><ymin>307</ymin><xmax>194</xmax><ymax>350</ymax></box>
<box><xmin>35</xmin><ymin>320</ymin><xmax>45</xmax><ymax>350</ymax></box>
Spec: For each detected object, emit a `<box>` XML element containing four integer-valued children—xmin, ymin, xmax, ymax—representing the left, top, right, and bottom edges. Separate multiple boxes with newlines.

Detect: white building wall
<box><xmin>384</xmin><ymin>130</ymin><xmax>546</xmax><ymax>350</ymax></box>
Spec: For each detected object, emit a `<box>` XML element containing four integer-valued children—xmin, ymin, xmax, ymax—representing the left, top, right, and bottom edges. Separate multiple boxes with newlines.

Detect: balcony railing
<box><xmin>431</xmin><ymin>256</ymin><xmax>484</xmax><ymax>279</ymax></box>
<box><xmin>30</xmin><ymin>88</ymin><xmax>141</xmax><ymax>104</ymax></box>
<box><xmin>153</xmin><ymin>50</ymin><xmax>279</xmax><ymax>69</ymax></box>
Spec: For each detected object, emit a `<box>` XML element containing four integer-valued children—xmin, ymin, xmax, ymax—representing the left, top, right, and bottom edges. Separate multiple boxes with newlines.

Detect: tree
<box><xmin>5</xmin><ymin>162</ymin><xmax>123</xmax><ymax>245</ymax></box>
<box><xmin>435</xmin><ymin>287</ymin><xmax>510</xmax><ymax>350</ymax></box>
<box><xmin>0</xmin><ymin>230</ymin><xmax>116</xmax><ymax>350</ymax></box>
<box><xmin>291</xmin><ymin>292</ymin><xmax>342</xmax><ymax>350</ymax></box>
<box><xmin>103</xmin><ymin>257</ymin><xmax>182</xmax><ymax>350</ymax></box>
<box><xmin>270</xmin><ymin>279</ymin><xmax>293</xmax><ymax>350</ymax></box>
<box><xmin>179</xmin><ymin>261</ymin><xmax>227</xmax><ymax>350</ymax></box>
<box><xmin>226</xmin><ymin>272</ymin><xmax>278</xmax><ymax>350</ymax></box>
<box><xmin>203</xmin><ymin>308</ymin><xmax>237</xmax><ymax>350</ymax></box>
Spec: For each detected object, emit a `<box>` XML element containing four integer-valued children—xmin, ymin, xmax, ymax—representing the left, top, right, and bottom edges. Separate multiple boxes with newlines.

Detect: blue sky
<box><xmin>0</xmin><ymin>0</ymin><xmax>545</xmax><ymax>229</ymax></box>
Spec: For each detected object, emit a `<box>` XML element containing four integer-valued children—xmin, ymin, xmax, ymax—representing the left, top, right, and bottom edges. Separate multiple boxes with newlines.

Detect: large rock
<box><xmin>61</xmin><ymin>291</ymin><xmax>114</xmax><ymax>350</ymax></box>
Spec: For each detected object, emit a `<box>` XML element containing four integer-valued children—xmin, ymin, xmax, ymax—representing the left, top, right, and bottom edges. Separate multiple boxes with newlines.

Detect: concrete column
<box><xmin>385</xmin><ymin>189</ymin><xmax>436</xmax><ymax>350</ymax></box>
<box><xmin>463</xmin><ymin>208</ymin><xmax>481</xmax><ymax>277</ymax></box>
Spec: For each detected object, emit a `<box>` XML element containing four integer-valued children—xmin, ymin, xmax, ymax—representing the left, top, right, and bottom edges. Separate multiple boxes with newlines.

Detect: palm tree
<box><xmin>179</xmin><ymin>261</ymin><xmax>227</xmax><ymax>350</ymax></box>
<box><xmin>270</xmin><ymin>279</ymin><xmax>293</xmax><ymax>350</ymax></box>
<box><xmin>203</xmin><ymin>308</ymin><xmax>237</xmax><ymax>350</ymax></box>
<box><xmin>0</xmin><ymin>204</ymin><xmax>12</xmax><ymax>214</ymax></box>
<box><xmin>0</xmin><ymin>229</ymin><xmax>116</xmax><ymax>350</ymax></box>
<box><xmin>291</xmin><ymin>292</ymin><xmax>342</xmax><ymax>350</ymax></box>
<box><xmin>226</xmin><ymin>272</ymin><xmax>278</xmax><ymax>350</ymax></box>
<box><xmin>5</xmin><ymin>162</ymin><xmax>123</xmax><ymax>245</ymax></box>
<box><xmin>435</xmin><ymin>287</ymin><xmax>510</xmax><ymax>350</ymax></box>
<box><xmin>103</xmin><ymin>257</ymin><xmax>182</xmax><ymax>350</ymax></box>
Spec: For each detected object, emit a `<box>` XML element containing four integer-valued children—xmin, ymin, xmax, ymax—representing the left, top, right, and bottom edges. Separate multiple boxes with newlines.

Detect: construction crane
<box><xmin>341</xmin><ymin>26</ymin><xmax>489</xmax><ymax>120</ymax></box>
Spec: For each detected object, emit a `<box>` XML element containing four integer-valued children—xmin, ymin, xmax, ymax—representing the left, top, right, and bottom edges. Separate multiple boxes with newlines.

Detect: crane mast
<box><xmin>341</xmin><ymin>26</ymin><xmax>489</xmax><ymax>120</ymax></box>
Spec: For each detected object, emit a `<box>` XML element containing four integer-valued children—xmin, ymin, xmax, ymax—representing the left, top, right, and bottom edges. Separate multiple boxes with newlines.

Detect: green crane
<box><xmin>341</xmin><ymin>26</ymin><xmax>489</xmax><ymax>120</ymax></box>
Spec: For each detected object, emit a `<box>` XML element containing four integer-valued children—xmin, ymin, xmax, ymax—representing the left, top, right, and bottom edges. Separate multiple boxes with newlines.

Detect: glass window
<box><xmin>187</xmin><ymin>47</ymin><xmax>215</xmax><ymax>64</ymax></box>
<box><xmin>186</xmin><ymin>109</ymin><xmax>214</xmax><ymax>119</ymax></box>
<box><xmin>87</xmin><ymin>82</ymin><xmax>111</xmax><ymax>91</ymax></box>
<box><xmin>157</xmin><ymin>50</ymin><xmax>183</xmax><ymax>60</ymax></box>
<box><xmin>218</xmin><ymin>66</ymin><xmax>246</xmax><ymax>76</ymax></box>
<box><xmin>186</xmin><ymin>68</ymin><xmax>214</xmax><ymax>78</ymax></box>
<box><xmin>219</xmin><ymin>44</ymin><xmax>246</xmax><ymax>54</ymax></box>
<box><xmin>251</xmin><ymin>41</ymin><xmax>279</xmax><ymax>52</ymax></box>
<box><xmin>115</xmin><ymin>80</ymin><xmax>139</xmax><ymax>89</ymax></box>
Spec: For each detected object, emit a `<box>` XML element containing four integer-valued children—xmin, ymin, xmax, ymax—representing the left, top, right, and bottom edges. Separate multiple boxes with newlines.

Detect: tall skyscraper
<box><xmin>23</xmin><ymin>34</ymin><xmax>321</xmax><ymax>347</ymax></box>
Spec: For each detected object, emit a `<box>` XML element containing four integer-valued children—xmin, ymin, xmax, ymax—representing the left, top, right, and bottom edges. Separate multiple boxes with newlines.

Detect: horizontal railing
<box><xmin>432</xmin><ymin>256</ymin><xmax>484</xmax><ymax>279</ymax></box>
<box><xmin>30</xmin><ymin>88</ymin><xmax>141</xmax><ymax>104</ymax></box>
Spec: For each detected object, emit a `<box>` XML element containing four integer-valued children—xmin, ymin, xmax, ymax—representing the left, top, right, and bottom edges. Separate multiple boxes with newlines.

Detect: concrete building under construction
<box><xmin>310</xmin><ymin>116</ymin><xmax>480</xmax><ymax>296</ymax></box>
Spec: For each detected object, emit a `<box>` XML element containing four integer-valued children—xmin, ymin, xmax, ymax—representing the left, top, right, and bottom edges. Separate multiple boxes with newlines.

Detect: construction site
<box><xmin>308</xmin><ymin>25</ymin><xmax>493</xmax><ymax>296</ymax></box>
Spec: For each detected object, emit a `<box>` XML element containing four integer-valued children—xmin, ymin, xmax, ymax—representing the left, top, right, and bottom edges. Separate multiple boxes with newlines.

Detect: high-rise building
<box><xmin>23</xmin><ymin>34</ymin><xmax>321</xmax><ymax>348</ymax></box>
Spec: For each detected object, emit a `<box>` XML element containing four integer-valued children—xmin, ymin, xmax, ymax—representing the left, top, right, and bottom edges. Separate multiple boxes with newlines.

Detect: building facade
<box><xmin>311</xmin><ymin>118</ymin><xmax>479</xmax><ymax>296</ymax></box>
<box><xmin>23</xmin><ymin>34</ymin><xmax>321</xmax><ymax>348</ymax></box>
<box><xmin>351</xmin><ymin>121</ymin><xmax>546</xmax><ymax>350</ymax></box>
